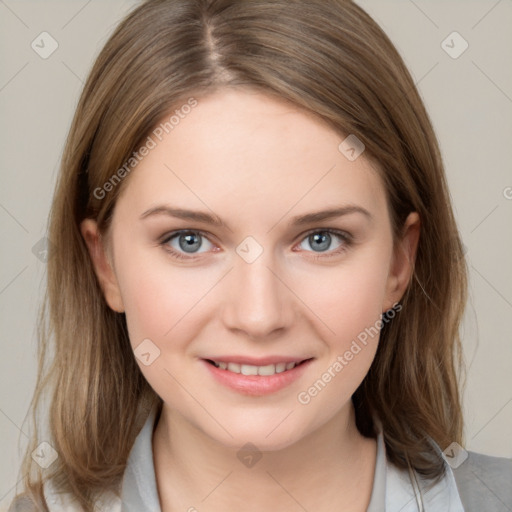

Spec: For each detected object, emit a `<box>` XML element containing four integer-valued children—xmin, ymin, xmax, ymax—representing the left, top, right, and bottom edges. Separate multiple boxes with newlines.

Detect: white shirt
<box><xmin>42</xmin><ymin>404</ymin><xmax>466</xmax><ymax>511</ymax></box>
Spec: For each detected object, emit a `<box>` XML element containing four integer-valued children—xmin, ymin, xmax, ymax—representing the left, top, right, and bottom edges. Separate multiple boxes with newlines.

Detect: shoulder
<box><xmin>452</xmin><ymin>451</ymin><xmax>512</xmax><ymax>512</ymax></box>
<box><xmin>7</xmin><ymin>494</ymin><xmax>40</xmax><ymax>512</ymax></box>
<box><xmin>8</xmin><ymin>481</ymin><xmax>122</xmax><ymax>512</ymax></box>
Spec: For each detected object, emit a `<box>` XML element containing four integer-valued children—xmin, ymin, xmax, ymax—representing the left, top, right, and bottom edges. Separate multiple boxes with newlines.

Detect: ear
<box><xmin>80</xmin><ymin>219</ymin><xmax>125</xmax><ymax>313</ymax></box>
<box><xmin>383</xmin><ymin>212</ymin><xmax>420</xmax><ymax>312</ymax></box>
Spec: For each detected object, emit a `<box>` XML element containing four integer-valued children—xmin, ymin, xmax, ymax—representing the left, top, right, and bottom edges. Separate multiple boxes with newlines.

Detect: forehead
<box><xmin>114</xmin><ymin>88</ymin><xmax>388</xmax><ymax>228</ymax></box>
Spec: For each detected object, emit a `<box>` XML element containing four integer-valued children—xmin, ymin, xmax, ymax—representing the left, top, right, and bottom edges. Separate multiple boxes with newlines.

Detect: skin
<box><xmin>81</xmin><ymin>88</ymin><xmax>420</xmax><ymax>511</ymax></box>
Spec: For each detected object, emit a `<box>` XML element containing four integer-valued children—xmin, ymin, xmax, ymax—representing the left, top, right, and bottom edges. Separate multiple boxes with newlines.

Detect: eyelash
<box><xmin>159</xmin><ymin>228</ymin><xmax>353</xmax><ymax>262</ymax></box>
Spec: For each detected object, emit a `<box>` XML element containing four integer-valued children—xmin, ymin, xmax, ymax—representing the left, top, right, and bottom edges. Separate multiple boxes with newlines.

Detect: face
<box><xmin>82</xmin><ymin>88</ymin><xmax>418</xmax><ymax>450</ymax></box>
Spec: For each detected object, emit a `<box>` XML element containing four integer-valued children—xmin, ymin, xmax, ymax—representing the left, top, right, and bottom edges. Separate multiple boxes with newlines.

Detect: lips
<box><xmin>201</xmin><ymin>356</ymin><xmax>314</xmax><ymax>396</ymax></box>
<box><xmin>202</xmin><ymin>355</ymin><xmax>311</xmax><ymax>366</ymax></box>
<box><xmin>204</xmin><ymin>358</ymin><xmax>310</xmax><ymax>376</ymax></box>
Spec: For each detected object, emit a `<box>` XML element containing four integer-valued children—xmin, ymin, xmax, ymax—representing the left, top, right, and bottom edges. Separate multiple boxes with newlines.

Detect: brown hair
<box><xmin>12</xmin><ymin>0</ymin><xmax>467</xmax><ymax>510</ymax></box>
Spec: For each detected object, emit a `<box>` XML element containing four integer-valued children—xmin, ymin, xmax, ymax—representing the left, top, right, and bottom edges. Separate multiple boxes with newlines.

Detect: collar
<box><xmin>369</xmin><ymin>418</ymin><xmax>465</xmax><ymax>511</ymax></box>
<box><xmin>118</xmin><ymin>405</ymin><xmax>465</xmax><ymax>511</ymax></box>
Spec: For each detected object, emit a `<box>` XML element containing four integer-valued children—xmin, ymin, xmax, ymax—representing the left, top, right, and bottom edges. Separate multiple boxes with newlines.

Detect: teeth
<box><xmin>241</xmin><ymin>364</ymin><xmax>259</xmax><ymax>375</ymax></box>
<box><xmin>212</xmin><ymin>360</ymin><xmax>299</xmax><ymax>375</ymax></box>
<box><xmin>227</xmin><ymin>362</ymin><xmax>240</xmax><ymax>373</ymax></box>
<box><xmin>275</xmin><ymin>362</ymin><xmax>286</xmax><ymax>373</ymax></box>
<box><xmin>257</xmin><ymin>364</ymin><xmax>276</xmax><ymax>376</ymax></box>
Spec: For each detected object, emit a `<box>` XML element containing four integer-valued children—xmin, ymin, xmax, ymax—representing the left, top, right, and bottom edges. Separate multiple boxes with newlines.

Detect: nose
<box><xmin>221</xmin><ymin>252</ymin><xmax>295</xmax><ymax>340</ymax></box>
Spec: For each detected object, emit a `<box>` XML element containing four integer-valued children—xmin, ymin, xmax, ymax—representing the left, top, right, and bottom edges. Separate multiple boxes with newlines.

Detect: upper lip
<box><xmin>202</xmin><ymin>355</ymin><xmax>313</xmax><ymax>366</ymax></box>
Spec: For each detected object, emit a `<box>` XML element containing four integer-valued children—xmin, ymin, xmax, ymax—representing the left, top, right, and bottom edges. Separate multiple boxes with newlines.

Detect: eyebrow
<box><xmin>139</xmin><ymin>204</ymin><xmax>372</xmax><ymax>228</ymax></box>
<box><xmin>288</xmin><ymin>205</ymin><xmax>372</xmax><ymax>225</ymax></box>
<box><xmin>140</xmin><ymin>206</ymin><xmax>227</xmax><ymax>227</ymax></box>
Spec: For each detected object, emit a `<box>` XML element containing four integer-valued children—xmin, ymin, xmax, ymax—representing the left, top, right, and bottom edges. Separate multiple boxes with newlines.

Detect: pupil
<box><xmin>179</xmin><ymin>232</ymin><xmax>202</xmax><ymax>252</ymax></box>
<box><xmin>310</xmin><ymin>232</ymin><xmax>331</xmax><ymax>252</ymax></box>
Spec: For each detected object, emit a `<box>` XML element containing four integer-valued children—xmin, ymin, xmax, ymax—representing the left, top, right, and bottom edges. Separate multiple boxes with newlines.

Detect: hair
<box><xmin>11</xmin><ymin>0</ymin><xmax>468</xmax><ymax>510</ymax></box>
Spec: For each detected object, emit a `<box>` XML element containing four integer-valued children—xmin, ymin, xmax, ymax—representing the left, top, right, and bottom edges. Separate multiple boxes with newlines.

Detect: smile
<box><xmin>202</xmin><ymin>357</ymin><xmax>314</xmax><ymax>396</ymax></box>
<box><xmin>206</xmin><ymin>360</ymin><xmax>304</xmax><ymax>375</ymax></box>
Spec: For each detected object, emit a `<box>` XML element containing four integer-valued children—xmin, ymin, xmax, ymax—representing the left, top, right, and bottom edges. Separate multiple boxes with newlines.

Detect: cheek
<box><xmin>292</xmin><ymin>248</ymin><xmax>391</xmax><ymax>397</ymax></box>
<box><xmin>113</xmin><ymin>248</ymin><xmax>216</xmax><ymax>400</ymax></box>
<box><xmin>112</xmin><ymin>243</ymin><xmax>210</xmax><ymax>348</ymax></box>
<box><xmin>296</xmin><ymin>250</ymin><xmax>391</xmax><ymax>343</ymax></box>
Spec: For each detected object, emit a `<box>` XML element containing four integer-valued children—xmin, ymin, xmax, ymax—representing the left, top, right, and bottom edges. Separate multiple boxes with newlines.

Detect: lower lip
<box><xmin>202</xmin><ymin>359</ymin><xmax>313</xmax><ymax>396</ymax></box>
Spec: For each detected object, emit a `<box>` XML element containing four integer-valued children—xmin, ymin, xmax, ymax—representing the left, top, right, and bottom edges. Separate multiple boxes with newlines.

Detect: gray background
<box><xmin>0</xmin><ymin>0</ymin><xmax>511</xmax><ymax>508</ymax></box>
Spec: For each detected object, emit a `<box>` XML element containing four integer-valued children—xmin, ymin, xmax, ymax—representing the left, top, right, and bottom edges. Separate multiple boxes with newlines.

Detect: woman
<box><xmin>9</xmin><ymin>0</ymin><xmax>511</xmax><ymax>511</ymax></box>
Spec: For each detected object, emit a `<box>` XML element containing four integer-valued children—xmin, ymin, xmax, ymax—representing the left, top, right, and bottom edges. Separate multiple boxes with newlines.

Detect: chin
<box><xmin>199</xmin><ymin>410</ymin><xmax>312</xmax><ymax>452</ymax></box>
<box><xmin>219</xmin><ymin>430</ymin><xmax>303</xmax><ymax>452</ymax></box>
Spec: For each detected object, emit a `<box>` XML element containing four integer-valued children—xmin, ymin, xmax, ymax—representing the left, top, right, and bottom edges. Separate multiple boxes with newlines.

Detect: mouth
<box><xmin>201</xmin><ymin>357</ymin><xmax>315</xmax><ymax>396</ymax></box>
<box><xmin>204</xmin><ymin>358</ymin><xmax>313</xmax><ymax>376</ymax></box>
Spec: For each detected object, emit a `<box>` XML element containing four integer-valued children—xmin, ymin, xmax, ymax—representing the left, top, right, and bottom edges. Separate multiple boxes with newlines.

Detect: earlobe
<box><xmin>80</xmin><ymin>219</ymin><xmax>125</xmax><ymax>313</ymax></box>
<box><xmin>383</xmin><ymin>212</ymin><xmax>421</xmax><ymax>312</ymax></box>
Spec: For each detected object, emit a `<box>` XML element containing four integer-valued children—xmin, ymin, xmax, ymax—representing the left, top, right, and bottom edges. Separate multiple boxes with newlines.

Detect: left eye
<box><xmin>163</xmin><ymin>230</ymin><xmax>214</xmax><ymax>254</ymax></box>
<box><xmin>298</xmin><ymin>230</ymin><xmax>347</xmax><ymax>253</ymax></box>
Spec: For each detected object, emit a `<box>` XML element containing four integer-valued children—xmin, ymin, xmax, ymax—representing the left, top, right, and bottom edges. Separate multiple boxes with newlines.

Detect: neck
<box><xmin>152</xmin><ymin>401</ymin><xmax>377</xmax><ymax>512</ymax></box>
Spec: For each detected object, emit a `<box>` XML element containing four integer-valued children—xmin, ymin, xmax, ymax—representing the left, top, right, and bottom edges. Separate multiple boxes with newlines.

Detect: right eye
<box><xmin>161</xmin><ymin>230</ymin><xmax>216</xmax><ymax>259</ymax></box>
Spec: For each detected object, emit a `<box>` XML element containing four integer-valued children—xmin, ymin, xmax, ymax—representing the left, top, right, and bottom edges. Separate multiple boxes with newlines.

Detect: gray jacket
<box><xmin>8</xmin><ymin>407</ymin><xmax>512</xmax><ymax>511</ymax></box>
<box><xmin>9</xmin><ymin>457</ymin><xmax>512</xmax><ymax>511</ymax></box>
<box><xmin>452</xmin><ymin>451</ymin><xmax>512</xmax><ymax>511</ymax></box>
